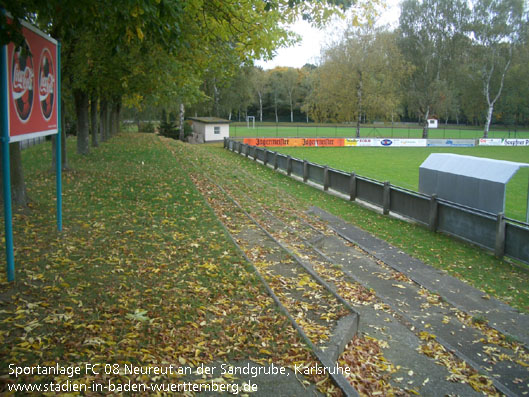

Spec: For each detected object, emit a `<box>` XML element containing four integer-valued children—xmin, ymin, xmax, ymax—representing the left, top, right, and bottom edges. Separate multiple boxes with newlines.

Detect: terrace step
<box><xmin>308</xmin><ymin>206</ymin><xmax>529</xmax><ymax>397</ymax></box>
<box><xmin>185</xmin><ymin>141</ymin><xmax>529</xmax><ymax>395</ymax></box>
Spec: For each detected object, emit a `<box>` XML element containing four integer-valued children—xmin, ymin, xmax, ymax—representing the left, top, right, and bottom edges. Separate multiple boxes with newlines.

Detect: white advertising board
<box><xmin>345</xmin><ymin>138</ymin><xmax>426</xmax><ymax>147</ymax></box>
<box><xmin>479</xmin><ymin>139</ymin><xmax>529</xmax><ymax>146</ymax></box>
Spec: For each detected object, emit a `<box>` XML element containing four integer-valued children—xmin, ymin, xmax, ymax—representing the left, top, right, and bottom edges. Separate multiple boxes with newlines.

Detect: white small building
<box><xmin>427</xmin><ymin>118</ymin><xmax>438</xmax><ymax>129</ymax></box>
<box><xmin>188</xmin><ymin>117</ymin><xmax>230</xmax><ymax>142</ymax></box>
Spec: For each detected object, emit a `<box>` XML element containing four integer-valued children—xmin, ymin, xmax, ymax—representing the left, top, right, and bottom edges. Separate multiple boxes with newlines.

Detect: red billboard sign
<box><xmin>5</xmin><ymin>17</ymin><xmax>58</xmax><ymax>142</ymax></box>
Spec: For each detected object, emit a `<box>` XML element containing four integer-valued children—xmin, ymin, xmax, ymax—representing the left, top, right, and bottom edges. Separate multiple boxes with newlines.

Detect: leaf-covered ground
<box><xmin>1</xmin><ymin>133</ymin><xmax>528</xmax><ymax>396</ymax></box>
<box><xmin>216</xmin><ymin>144</ymin><xmax>529</xmax><ymax>313</ymax></box>
<box><xmin>0</xmin><ymin>134</ymin><xmax>335</xmax><ymax>394</ymax></box>
<box><xmin>178</xmin><ymin>139</ymin><xmax>529</xmax><ymax>396</ymax></box>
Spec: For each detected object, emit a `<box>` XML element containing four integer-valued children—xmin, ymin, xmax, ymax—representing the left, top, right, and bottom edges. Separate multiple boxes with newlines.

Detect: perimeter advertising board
<box><xmin>244</xmin><ymin>137</ymin><xmax>428</xmax><ymax>147</ymax></box>
<box><xmin>345</xmin><ymin>138</ymin><xmax>427</xmax><ymax>147</ymax></box>
<box><xmin>4</xmin><ymin>16</ymin><xmax>58</xmax><ymax>142</ymax></box>
<box><xmin>243</xmin><ymin>138</ymin><xmax>345</xmax><ymax>147</ymax></box>
<box><xmin>479</xmin><ymin>139</ymin><xmax>529</xmax><ymax>146</ymax></box>
<box><xmin>426</xmin><ymin>139</ymin><xmax>476</xmax><ymax>147</ymax></box>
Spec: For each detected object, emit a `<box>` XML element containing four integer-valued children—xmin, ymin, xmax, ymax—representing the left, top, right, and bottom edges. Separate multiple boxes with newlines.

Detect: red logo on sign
<box><xmin>11</xmin><ymin>40</ymin><xmax>34</xmax><ymax>123</ymax></box>
<box><xmin>39</xmin><ymin>48</ymin><xmax>55</xmax><ymax>121</ymax></box>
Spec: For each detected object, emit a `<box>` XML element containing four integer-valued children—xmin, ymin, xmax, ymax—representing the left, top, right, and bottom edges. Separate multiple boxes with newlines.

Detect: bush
<box><xmin>183</xmin><ymin>121</ymin><xmax>193</xmax><ymax>138</ymax></box>
<box><xmin>121</xmin><ymin>122</ymin><xmax>137</xmax><ymax>132</ymax></box>
<box><xmin>158</xmin><ymin>120</ymin><xmax>179</xmax><ymax>139</ymax></box>
<box><xmin>139</xmin><ymin>121</ymin><xmax>156</xmax><ymax>133</ymax></box>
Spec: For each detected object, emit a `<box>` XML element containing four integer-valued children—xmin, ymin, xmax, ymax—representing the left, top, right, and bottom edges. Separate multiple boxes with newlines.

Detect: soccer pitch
<box><xmin>271</xmin><ymin>145</ymin><xmax>529</xmax><ymax>222</ymax></box>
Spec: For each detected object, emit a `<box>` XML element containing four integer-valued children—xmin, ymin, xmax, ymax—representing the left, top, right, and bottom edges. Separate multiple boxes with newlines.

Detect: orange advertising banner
<box><xmin>243</xmin><ymin>138</ymin><xmax>345</xmax><ymax>147</ymax></box>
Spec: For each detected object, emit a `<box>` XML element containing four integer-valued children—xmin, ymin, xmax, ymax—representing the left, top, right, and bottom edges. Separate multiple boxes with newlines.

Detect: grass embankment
<box><xmin>0</xmin><ymin>134</ymin><xmax>326</xmax><ymax>393</ymax></box>
<box><xmin>198</xmin><ymin>143</ymin><xmax>529</xmax><ymax>313</ymax></box>
<box><xmin>272</xmin><ymin>146</ymin><xmax>529</xmax><ymax>222</ymax></box>
<box><xmin>231</xmin><ymin>123</ymin><xmax>529</xmax><ymax>140</ymax></box>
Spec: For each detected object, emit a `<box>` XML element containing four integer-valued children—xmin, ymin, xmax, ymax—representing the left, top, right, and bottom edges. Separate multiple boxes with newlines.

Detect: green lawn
<box><xmin>0</xmin><ymin>134</ymin><xmax>328</xmax><ymax>394</ymax></box>
<box><xmin>230</xmin><ymin>123</ymin><xmax>529</xmax><ymax>140</ymax></box>
<box><xmin>272</xmin><ymin>146</ymin><xmax>529</xmax><ymax>222</ymax></box>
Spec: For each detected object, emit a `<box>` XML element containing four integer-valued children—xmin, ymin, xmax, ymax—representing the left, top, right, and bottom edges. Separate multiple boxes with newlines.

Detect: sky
<box><xmin>256</xmin><ymin>0</ymin><xmax>402</xmax><ymax>69</ymax></box>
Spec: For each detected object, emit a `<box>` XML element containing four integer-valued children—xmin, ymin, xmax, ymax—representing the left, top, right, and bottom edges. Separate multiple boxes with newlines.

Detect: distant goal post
<box><xmin>247</xmin><ymin>116</ymin><xmax>255</xmax><ymax>129</ymax></box>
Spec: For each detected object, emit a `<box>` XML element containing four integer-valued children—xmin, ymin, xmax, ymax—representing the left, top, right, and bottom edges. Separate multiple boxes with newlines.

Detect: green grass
<box><xmin>201</xmin><ymin>143</ymin><xmax>529</xmax><ymax>313</ymax></box>
<box><xmin>271</xmin><ymin>146</ymin><xmax>529</xmax><ymax>221</ymax></box>
<box><xmin>0</xmin><ymin>134</ymin><xmax>318</xmax><ymax>392</ymax></box>
<box><xmin>230</xmin><ymin>123</ymin><xmax>529</xmax><ymax>140</ymax></box>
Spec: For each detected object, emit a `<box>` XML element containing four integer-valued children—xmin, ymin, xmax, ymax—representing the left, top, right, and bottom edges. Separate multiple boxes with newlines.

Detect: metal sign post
<box><xmin>1</xmin><ymin>43</ymin><xmax>14</xmax><ymax>282</ymax></box>
<box><xmin>1</xmin><ymin>15</ymin><xmax>61</xmax><ymax>282</ymax></box>
<box><xmin>56</xmin><ymin>42</ymin><xmax>62</xmax><ymax>232</ymax></box>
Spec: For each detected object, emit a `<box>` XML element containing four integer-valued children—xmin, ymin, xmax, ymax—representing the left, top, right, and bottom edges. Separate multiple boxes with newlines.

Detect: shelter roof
<box><xmin>188</xmin><ymin>117</ymin><xmax>230</xmax><ymax>124</ymax></box>
<box><xmin>420</xmin><ymin>153</ymin><xmax>529</xmax><ymax>184</ymax></box>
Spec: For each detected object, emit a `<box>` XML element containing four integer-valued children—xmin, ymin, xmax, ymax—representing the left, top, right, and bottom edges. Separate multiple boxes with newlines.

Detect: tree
<box><xmin>280</xmin><ymin>68</ymin><xmax>300</xmax><ymax>122</ymax></box>
<box><xmin>496</xmin><ymin>29</ymin><xmax>529</xmax><ymax>126</ymax></box>
<box><xmin>266</xmin><ymin>69</ymin><xmax>286</xmax><ymax>123</ymax></box>
<box><xmin>299</xmin><ymin>65</ymin><xmax>316</xmax><ymax>122</ymax></box>
<box><xmin>0</xmin><ymin>143</ymin><xmax>28</xmax><ymax>207</ymax></box>
<box><xmin>398</xmin><ymin>0</ymin><xmax>469</xmax><ymax>137</ymax></box>
<box><xmin>306</xmin><ymin>26</ymin><xmax>411</xmax><ymax>135</ymax></box>
<box><xmin>468</xmin><ymin>0</ymin><xmax>525</xmax><ymax>137</ymax></box>
<box><xmin>251</xmin><ymin>67</ymin><xmax>267</xmax><ymax>122</ymax></box>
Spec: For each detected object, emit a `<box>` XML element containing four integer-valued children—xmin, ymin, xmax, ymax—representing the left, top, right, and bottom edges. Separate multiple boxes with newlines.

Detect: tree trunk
<box><xmin>483</xmin><ymin>104</ymin><xmax>494</xmax><ymax>139</ymax></box>
<box><xmin>10</xmin><ymin>143</ymin><xmax>28</xmax><ymax>207</ymax></box>
<box><xmin>74</xmin><ymin>89</ymin><xmax>90</xmax><ymax>155</ymax></box>
<box><xmin>213</xmin><ymin>83</ymin><xmax>219</xmax><ymax>117</ymax></box>
<box><xmin>179</xmin><ymin>103</ymin><xmax>185</xmax><ymax>141</ymax></box>
<box><xmin>356</xmin><ymin>72</ymin><xmax>363</xmax><ymax>138</ymax></box>
<box><xmin>61</xmin><ymin>99</ymin><xmax>68</xmax><ymax>168</ymax></box>
<box><xmin>258</xmin><ymin>92</ymin><xmax>263</xmax><ymax>122</ymax></box>
<box><xmin>422</xmin><ymin>106</ymin><xmax>430</xmax><ymax>139</ymax></box>
<box><xmin>100</xmin><ymin>99</ymin><xmax>108</xmax><ymax>142</ymax></box>
<box><xmin>115</xmin><ymin>100</ymin><xmax>121</xmax><ymax>135</ymax></box>
<box><xmin>0</xmin><ymin>142</ymin><xmax>28</xmax><ymax>207</ymax></box>
<box><xmin>90</xmin><ymin>93</ymin><xmax>99</xmax><ymax>147</ymax></box>
<box><xmin>482</xmin><ymin>48</ymin><xmax>512</xmax><ymax>138</ymax></box>
<box><xmin>110</xmin><ymin>99</ymin><xmax>120</xmax><ymax>136</ymax></box>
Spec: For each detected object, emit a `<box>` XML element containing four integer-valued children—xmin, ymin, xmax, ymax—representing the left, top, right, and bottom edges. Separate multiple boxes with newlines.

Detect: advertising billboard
<box><xmin>4</xmin><ymin>16</ymin><xmax>58</xmax><ymax>142</ymax></box>
<box><xmin>243</xmin><ymin>138</ymin><xmax>345</xmax><ymax>147</ymax></box>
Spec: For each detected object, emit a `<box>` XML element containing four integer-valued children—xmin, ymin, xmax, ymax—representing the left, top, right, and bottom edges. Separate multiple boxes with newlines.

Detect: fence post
<box><xmin>223</xmin><ymin>137</ymin><xmax>227</xmax><ymax>149</ymax></box>
<box><xmin>383</xmin><ymin>181</ymin><xmax>390</xmax><ymax>215</ymax></box>
<box><xmin>238</xmin><ymin>142</ymin><xmax>242</xmax><ymax>154</ymax></box>
<box><xmin>245</xmin><ymin>144</ymin><xmax>249</xmax><ymax>157</ymax></box>
<box><xmin>303</xmin><ymin>160</ymin><xmax>308</xmax><ymax>182</ymax></box>
<box><xmin>428</xmin><ymin>194</ymin><xmax>439</xmax><ymax>232</ymax></box>
<box><xmin>253</xmin><ymin>146</ymin><xmax>257</xmax><ymax>161</ymax></box>
<box><xmin>273</xmin><ymin>152</ymin><xmax>278</xmax><ymax>170</ymax></box>
<box><xmin>349</xmin><ymin>172</ymin><xmax>357</xmax><ymax>201</ymax></box>
<box><xmin>287</xmin><ymin>155</ymin><xmax>292</xmax><ymax>176</ymax></box>
<box><xmin>263</xmin><ymin>149</ymin><xmax>268</xmax><ymax>166</ymax></box>
<box><xmin>495</xmin><ymin>212</ymin><xmax>506</xmax><ymax>259</ymax></box>
<box><xmin>323</xmin><ymin>166</ymin><xmax>330</xmax><ymax>191</ymax></box>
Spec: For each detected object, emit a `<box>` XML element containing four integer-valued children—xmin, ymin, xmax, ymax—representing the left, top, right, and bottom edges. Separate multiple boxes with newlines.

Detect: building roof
<box><xmin>419</xmin><ymin>153</ymin><xmax>529</xmax><ymax>213</ymax></box>
<box><xmin>420</xmin><ymin>153</ymin><xmax>529</xmax><ymax>184</ymax></box>
<box><xmin>188</xmin><ymin>117</ymin><xmax>230</xmax><ymax>124</ymax></box>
